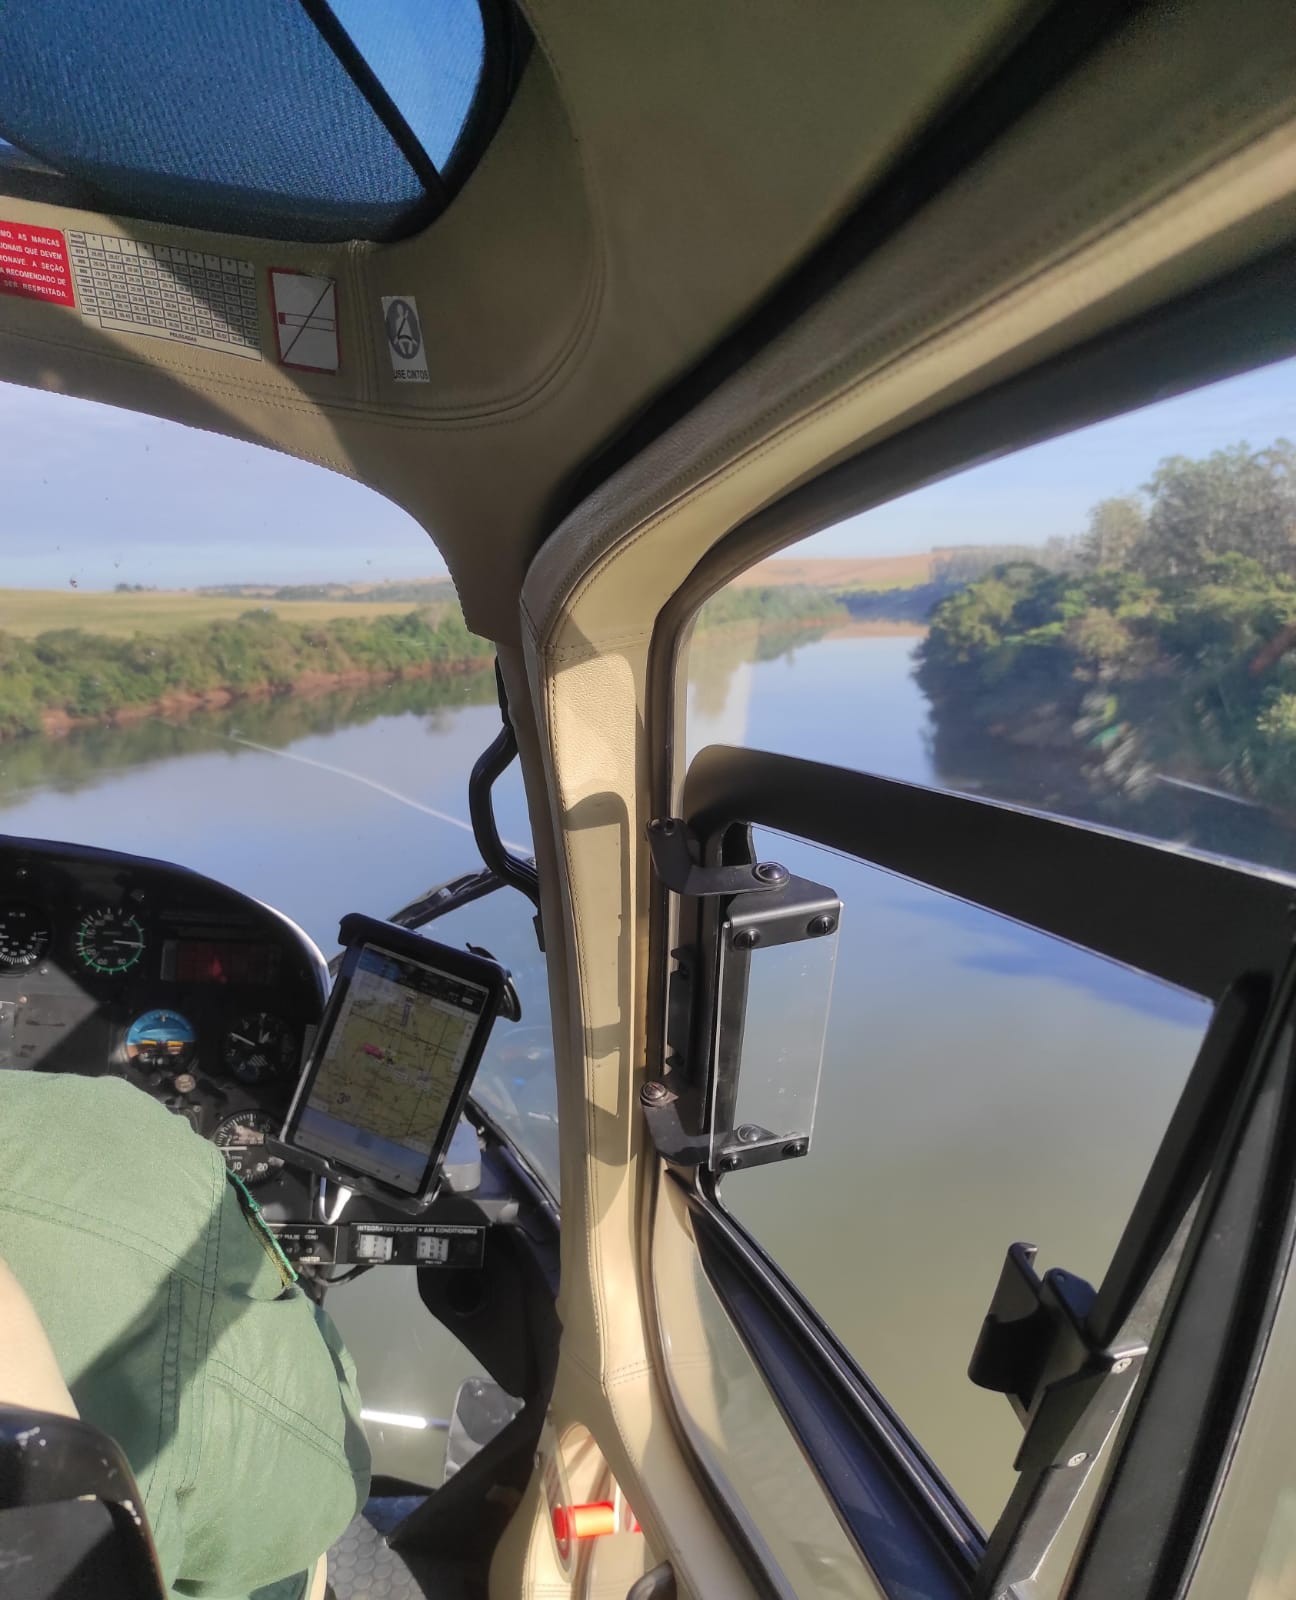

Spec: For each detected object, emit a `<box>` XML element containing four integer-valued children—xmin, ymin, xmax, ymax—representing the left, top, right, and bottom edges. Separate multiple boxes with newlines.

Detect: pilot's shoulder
<box><xmin>0</xmin><ymin>1072</ymin><xmax>224</xmax><ymax>1216</ymax></box>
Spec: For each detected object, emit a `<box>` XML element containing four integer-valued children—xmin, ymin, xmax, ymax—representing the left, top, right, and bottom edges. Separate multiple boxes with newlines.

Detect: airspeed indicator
<box><xmin>75</xmin><ymin>907</ymin><xmax>146</xmax><ymax>974</ymax></box>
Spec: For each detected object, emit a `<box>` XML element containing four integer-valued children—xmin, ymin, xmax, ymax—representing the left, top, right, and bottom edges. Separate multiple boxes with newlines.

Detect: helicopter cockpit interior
<box><xmin>3</xmin><ymin>2</ymin><xmax>1296</xmax><ymax>1599</ymax></box>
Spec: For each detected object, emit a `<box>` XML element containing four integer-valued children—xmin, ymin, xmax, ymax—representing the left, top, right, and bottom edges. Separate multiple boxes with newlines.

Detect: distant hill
<box><xmin>731</xmin><ymin>554</ymin><xmax>934</xmax><ymax>592</ymax></box>
<box><xmin>198</xmin><ymin>578</ymin><xmax>455</xmax><ymax>604</ymax></box>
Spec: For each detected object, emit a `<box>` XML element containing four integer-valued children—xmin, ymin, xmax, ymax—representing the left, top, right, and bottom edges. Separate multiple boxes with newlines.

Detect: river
<box><xmin>2</xmin><ymin>626</ymin><xmax>1260</xmax><ymax>1525</ymax></box>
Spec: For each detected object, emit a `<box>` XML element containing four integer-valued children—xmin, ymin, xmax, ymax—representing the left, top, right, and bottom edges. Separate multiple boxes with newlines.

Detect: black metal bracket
<box><xmin>646</xmin><ymin>817</ymin><xmax>791</xmax><ymax>899</ymax></box>
<box><xmin>639</xmin><ymin>1080</ymin><xmax>810</xmax><ymax>1174</ymax></box>
<box><xmin>970</xmin><ymin>1243</ymin><xmax>1147</xmax><ymax>1598</ymax></box>
<box><xmin>639</xmin><ymin>1081</ymin><xmax>708</xmax><ymax>1167</ymax></box>
<box><xmin>646</xmin><ymin>816</ymin><xmax>840</xmax><ymax>1178</ymax></box>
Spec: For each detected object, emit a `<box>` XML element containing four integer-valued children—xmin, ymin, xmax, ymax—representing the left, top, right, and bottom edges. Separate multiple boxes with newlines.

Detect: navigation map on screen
<box><xmin>294</xmin><ymin>945</ymin><xmax>488</xmax><ymax>1193</ymax></box>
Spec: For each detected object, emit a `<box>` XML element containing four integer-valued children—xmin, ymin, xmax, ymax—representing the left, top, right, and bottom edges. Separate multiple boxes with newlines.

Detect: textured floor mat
<box><xmin>326</xmin><ymin>1499</ymin><xmax>482</xmax><ymax>1600</ymax></box>
<box><xmin>327</xmin><ymin>1506</ymin><xmax>425</xmax><ymax>1600</ymax></box>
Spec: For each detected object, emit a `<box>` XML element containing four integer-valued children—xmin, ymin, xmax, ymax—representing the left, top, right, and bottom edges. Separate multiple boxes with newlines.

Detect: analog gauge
<box><xmin>214</xmin><ymin>1110</ymin><xmax>284</xmax><ymax>1188</ymax></box>
<box><xmin>75</xmin><ymin>907</ymin><xmax>146</xmax><ymax>975</ymax></box>
<box><xmin>0</xmin><ymin>903</ymin><xmax>52</xmax><ymax>971</ymax></box>
<box><xmin>124</xmin><ymin>1009</ymin><xmax>197</xmax><ymax>1072</ymax></box>
<box><xmin>222</xmin><ymin>1013</ymin><xmax>295</xmax><ymax>1085</ymax></box>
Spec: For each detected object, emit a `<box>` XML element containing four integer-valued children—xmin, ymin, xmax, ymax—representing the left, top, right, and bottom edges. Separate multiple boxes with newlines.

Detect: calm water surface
<box><xmin>3</xmin><ymin>631</ymin><xmax>1259</xmax><ymax>1520</ymax></box>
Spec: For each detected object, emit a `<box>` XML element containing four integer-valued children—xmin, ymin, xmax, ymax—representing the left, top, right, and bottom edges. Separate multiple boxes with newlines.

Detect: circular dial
<box><xmin>0</xmin><ymin>903</ymin><xmax>51</xmax><ymax>970</ymax></box>
<box><xmin>125</xmin><ymin>1008</ymin><xmax>196</xmax><ymax>1071</ymax></box>
<box><xmin>75</xmin><ymin>907</ymin><xmax>146</xmax><ymax>975</ymax></box>
<box><xmin>214</xmin><ymin>1110</ymin><xmax>284</xmax><ymax>1188</ymax></box>
<box><xmin>222</xmin><ymin>1013</ymin><xmax>295</xmax><ymax>1085</ymax></box>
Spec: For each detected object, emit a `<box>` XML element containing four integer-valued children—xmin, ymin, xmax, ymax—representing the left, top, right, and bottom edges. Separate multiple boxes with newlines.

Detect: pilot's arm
<box><xmin>0</xmin><ymin>1073</ymin><xmax>371</xmax><ymax>1600</ymax></box>
<box><xmin>166</xmin><ymin>1188</ymin><xmax>370</xmax><ymax>1597</ymax></box>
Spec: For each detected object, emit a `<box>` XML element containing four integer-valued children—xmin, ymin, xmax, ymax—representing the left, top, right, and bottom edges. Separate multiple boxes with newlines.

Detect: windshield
<box><xmin>0</xmin><ymin>380</ymin><xmax>558</xmax><ymax>1482</ymax></box>
<box><xmin>0</xmin><ymin>382</ymin><xmax>557</xmax><ymax>1188</ymax></box>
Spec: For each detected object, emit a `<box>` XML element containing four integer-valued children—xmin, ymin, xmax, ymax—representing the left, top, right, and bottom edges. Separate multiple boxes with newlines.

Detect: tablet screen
<box><xmin>292</xmin><ymin>943</ymin><xmax>492</xmax><ymax>1194</ymax></box>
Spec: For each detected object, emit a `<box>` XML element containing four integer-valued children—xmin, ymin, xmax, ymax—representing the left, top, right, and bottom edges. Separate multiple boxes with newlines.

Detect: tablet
<box><xmin>279</xmin><ymin>914</ymin><xmax>508</xmax><ymax>1208</ymax></box>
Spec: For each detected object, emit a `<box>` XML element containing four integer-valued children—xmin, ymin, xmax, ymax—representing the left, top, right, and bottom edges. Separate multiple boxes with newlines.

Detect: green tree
<box><xmin>1077</xmin><ymin>496</ymin><xmax>1146</xmax><ymax>571</ymax></box>
<box><xmin>1139</xmin><ymin>440</ymin><xmax>1296</xmax><ymax>580</ymax></box>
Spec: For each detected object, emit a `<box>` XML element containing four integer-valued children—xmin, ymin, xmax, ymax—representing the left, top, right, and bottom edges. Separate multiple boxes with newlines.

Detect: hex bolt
<box><xmin>806</xmin><ymin>915</ymin><xmax>837</xmax><ymax>937</ymax></box>
<box><xmin>753</xmin><ymin>862</ymin><xmax>788</xmax><ymax>886</ymax></box>
<box><xmin>1066</xmin><ymin>1452</ymin><xmax>1088</xmax><ymax>1469</ymax></box>
<box><xmin>735</xmin><ymin>1124</ymin><xmax>762</xmax><ymax>1144</ymax></box>
<box><xmin>732</xmin><ymin>928</ymin><xmax>761</xmax><ymax>949</ymax></box>
<box><xmin>719</xmin><ymin>1155</ymin><xmax>741</xmax><ymax>1173</ymax></box>
<box><xmin>641</xmin><ymin>1080</ymin><xmax>669</xmax><ymax>1105</ymax></box>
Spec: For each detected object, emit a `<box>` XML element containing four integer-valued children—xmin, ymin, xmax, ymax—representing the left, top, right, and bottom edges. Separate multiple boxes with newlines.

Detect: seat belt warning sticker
<box><xmin>270</xmin><ymin>269</ymin><xmax>340</xmax><ymax>373</ymax></box>
<box><xmin>67</xmin><ymin>231</ymin><xmax>262</xmax><ymax>360</ymax></box>
<box><xmin>0</xmin><ymin>220</ymin><xmax>74</xmax><ymax>307</ymax></box>
<box><xmin>381</xmin><ymin>295</ymin><xmax>429</xmax><ymax>383</ymax></box>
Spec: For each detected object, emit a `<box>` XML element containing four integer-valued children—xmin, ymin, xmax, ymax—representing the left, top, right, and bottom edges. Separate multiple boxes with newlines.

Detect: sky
<box><xmin>812</xmin><ymin>353</ymin><xmax>1296</xmax><ymax>560</ymax></box>
<box><xmin>0</xmin><ymin>354</ymin><xmax>1292</xmax><ymax>590</ymax></box>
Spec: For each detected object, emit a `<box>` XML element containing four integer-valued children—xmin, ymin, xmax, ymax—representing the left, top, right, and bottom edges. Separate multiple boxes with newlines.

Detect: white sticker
<box><xmin>67</xmin><ymin>230</ymin><xmax>262</xmax><ymax>361</ymax></box>
<box><xmin>270</xmin><ymin>269</ymin><xmax>339</xmax><ymax>373</ymax></box>
<box><xmin>381</xmin><ymin>295</ymin><xmax>429</xmax><ymax>383</ymax></box>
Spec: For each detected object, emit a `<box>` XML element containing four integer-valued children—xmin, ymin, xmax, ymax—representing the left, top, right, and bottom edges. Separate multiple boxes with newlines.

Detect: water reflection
<box><xmin>688</xmin><ymin>621</ymin><xmax>836</xmax><ymax>722</ymax></box>
<box><xmin>690</xmin><ymin>622</ymin><xmax>1296</xmax><ymax>878</ymax></box>
<box><xmin>864</xmin><ymin>874</ymin><xmax>1211</xmax><ymax>1026</ymax></box>
<box><xmin>0</xmin><ymin>668</ymin><xmax>497</xmax><ymax>812</ymax></box>
<box><xmin>926</xmin><ymin>709</ymin><xmax>1296</xmax><ymax>877</ymax></box>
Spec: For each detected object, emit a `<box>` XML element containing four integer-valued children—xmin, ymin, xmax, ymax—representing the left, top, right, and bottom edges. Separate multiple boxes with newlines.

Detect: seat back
<box><xmin>0</xmin><ymin>1260</ymin><xmax>166</xmax><ymax>1600</ymax></box>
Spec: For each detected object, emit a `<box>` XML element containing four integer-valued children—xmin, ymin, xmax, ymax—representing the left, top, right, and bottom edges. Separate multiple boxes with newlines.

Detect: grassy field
<box><xmin>732</xmin><ymin>554</ymin><xmax>934</xmax><ymax>592</ymax></box>
<box><xmin>0</xmin><ymin>589</ymin><xmax>433</xmax><ymax>638</ymax></box>
<box><xmin>0</xmin><ymin>555</ymin><xmax>937</xmax><ymax>639</ymax></box>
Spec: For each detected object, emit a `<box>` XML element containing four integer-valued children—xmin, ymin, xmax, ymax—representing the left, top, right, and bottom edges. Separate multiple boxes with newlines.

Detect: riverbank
<box><xmin>0</xmin><ymin>605</ymin><xmax>494</xmax><ymax>741</ymax></box>
<box><xmin>920</xmin><ymin>557</ymin><xmax>1296</xmax><ymax>812</ymax></box>
<box><xmin>32</xmin><ymin>656</ymin><xmax>494</xmax><ymax>739</ymax></box>
<box><xmin>3</xmin><ymin>586</ymin><xmax>847</xmax><ymax>743</ymax></box>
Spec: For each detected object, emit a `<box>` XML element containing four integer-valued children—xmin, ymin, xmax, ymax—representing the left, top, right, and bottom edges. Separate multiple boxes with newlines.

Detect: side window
<box><xmin>689</xmin><ymin>357</ymin><xmax>1296</xmax><ymax>873</ymax></box>
<box><xmin>682</xmin><ymin>357</ymin><xmax>1294</xmax><ymax>1526</ymax></box>
<box><xmin>716</xmin><ymin>829</ymin><xmax>1207</xmax><ymax>1525</ymax></box>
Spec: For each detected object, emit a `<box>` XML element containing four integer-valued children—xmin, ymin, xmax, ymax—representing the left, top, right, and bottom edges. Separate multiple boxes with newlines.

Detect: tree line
<box><xmin>0</xmin><ymin>584</ymin><xmax>844</xmax><ymax>741</ymax></box>
<box><xmin>0</xmin><ymin>606</ymin><xmax>493</xmax><ymax>739</ymax></box>
<box><xmin>1070</xmin><ymin>440</ymin><xmax>1296</xmax><ymax>580</ymax></box>
<box><xmin>919</xmin><ymin>439</ymin><xmax>1296</xmax><ymax>807</ymax></box>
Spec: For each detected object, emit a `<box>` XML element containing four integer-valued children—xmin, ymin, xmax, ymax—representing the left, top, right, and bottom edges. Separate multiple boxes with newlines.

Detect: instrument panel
<box><xmin>0</xmin><ymin>835</ymin><xmax>328</xmax><ymax>1191</ymax></box>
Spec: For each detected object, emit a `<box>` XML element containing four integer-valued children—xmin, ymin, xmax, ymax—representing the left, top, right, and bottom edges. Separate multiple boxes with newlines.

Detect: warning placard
<box><xmin>0</xmin><ymin>220</ymin><xmax>74</xmax><ymax>308</ymax></box>
<box><xmin>270</xmin><ymin>269</ymin><xmax>339</xmax><ymax>373</ymax></box>
<box><xmin>381</xmin><ymin>295</ymin><xmax>429</xmax><ymax>383</ymax></box>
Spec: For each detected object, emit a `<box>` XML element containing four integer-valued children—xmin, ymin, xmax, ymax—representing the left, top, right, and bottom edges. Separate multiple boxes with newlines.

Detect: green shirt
<box><xmin>0</xmin><ymin>1073</ymin><xmax>371</xmax><ymax>1599</ymax></box>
